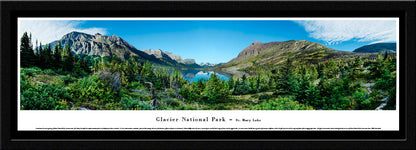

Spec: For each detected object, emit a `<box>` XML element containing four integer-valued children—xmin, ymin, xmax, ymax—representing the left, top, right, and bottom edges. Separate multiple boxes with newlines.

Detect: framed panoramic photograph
<box><xmin>1</xmin><ymin>1</ymin><xmax>415</xmax><ymax>150</ymax></box>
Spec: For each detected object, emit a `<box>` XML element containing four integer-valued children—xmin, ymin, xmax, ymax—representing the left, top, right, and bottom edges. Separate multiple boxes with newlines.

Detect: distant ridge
<box><xmin>199</xmin><ymin>62</ymin><xmax>224</xmax><ymax>68</ymax></box>
<box><xmin>353</xmin><ymin>43</ymin><xmax>396</xmax><ymax>53</ymax></box>
<box><xmin>141</xmin><ymin>49</ymin><xmax>199</xmax><ymax>67</ymax></box>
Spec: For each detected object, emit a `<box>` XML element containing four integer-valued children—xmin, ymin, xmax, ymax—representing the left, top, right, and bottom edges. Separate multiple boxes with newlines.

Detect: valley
<box><xmin>19</xmin><ymin>31</ymin><xmax>397</xmax><ymax>111</ymax></box>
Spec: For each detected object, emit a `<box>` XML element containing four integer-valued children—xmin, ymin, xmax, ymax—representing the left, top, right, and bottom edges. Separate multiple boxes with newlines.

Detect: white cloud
<box><xmin>18</xmin><ymin>20</ymin><xmax>107</xmax><ymax>45</ymax></box>
<box><xmin>295</xmin><ymin>20</ymin><xmax>397</xmax><ymax>45</ymax></box>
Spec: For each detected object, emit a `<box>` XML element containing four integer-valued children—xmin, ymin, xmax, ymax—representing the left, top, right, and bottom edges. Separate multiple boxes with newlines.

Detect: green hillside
<box><xmin>216</xmin><ymin>40</ymin><xmax>375</xmax><ymax>76</ymax></box>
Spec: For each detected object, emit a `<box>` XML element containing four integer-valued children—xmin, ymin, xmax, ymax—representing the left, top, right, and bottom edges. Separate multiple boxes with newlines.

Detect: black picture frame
<box><xmin>1</xmin><ymin>1</ymin><xmax>415</xmax><ymax>150</ymax></box>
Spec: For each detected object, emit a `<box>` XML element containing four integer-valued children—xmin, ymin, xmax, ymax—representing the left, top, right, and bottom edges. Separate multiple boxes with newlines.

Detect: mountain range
<box><xmin>46</xmin><ymin>31</ymin><xmax>391</xmax><ymax>76</ymax></box>
<box><xmin>199</xmin><ymin>62</ymin><xmax>224</xmax><ymax>68</ymax></box>
<box><xmin>49</xmin><ymin>32</ymin><xmax>148</xmax><ymax>60</ymax></box>
<box><xmin>48</xmin><ymin>31</ymin><xmax>200</xmax><ymax>67</ymax></box>
<box><xmin>141</xmin><ymin>49</ymin><xmax>200</xmax><ymax>67</ymax></box>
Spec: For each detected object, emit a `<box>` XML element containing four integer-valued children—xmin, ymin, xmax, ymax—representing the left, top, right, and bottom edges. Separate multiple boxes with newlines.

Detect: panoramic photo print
<box><xmin>18</xmin><ymin>18</ymin><xmax>398</xmax><ymax>111</ymax></box>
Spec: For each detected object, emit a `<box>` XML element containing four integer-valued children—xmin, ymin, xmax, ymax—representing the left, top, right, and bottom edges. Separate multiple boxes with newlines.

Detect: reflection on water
<box><xmin>181</xmin><ymin>70</ymin><xmax>230</xmax><ymax>82</ymax></box>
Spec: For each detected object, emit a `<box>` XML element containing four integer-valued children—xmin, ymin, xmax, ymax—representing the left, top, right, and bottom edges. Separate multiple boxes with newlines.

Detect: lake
<box><xmin>181</xmin><ymin>70</ymin><xmax>230</xmax><ymax>82</ymax></box>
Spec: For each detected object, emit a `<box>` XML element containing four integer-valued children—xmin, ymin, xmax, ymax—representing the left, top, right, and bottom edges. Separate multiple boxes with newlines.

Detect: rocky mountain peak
<box><xmin>164</xmin><ymin>51</ymin><xmax>182</xmax><ymax>61</ymax></box>
<box><xmin>142</xmin><ymin>49</ymin><xmax>164</xmax><ymax>58</ymax></box>
<box><xmin>48</xmin><ymin>31</ymin><xmax>149</xmax><ymax>60</ymax></box>
<box><xmin>237</xmin><ymin>40</ymin><xmax>266</xmax><ymax>59</ymax></box>
<box><xmin>47</xmin><ymin>31</ymin><xmax>203</xmax><ymax>68</ymax></box>
<box><xmin>63</xmin><ymin>31</ymin><xmax>94</xmax><ymax>41</ymax></box>
<box><xmin>141</xmin><ymin>49</ymin><xmax>197</xmax><ymax>65</ymax></box>
<box><xmin>182</xmin><ymin>59</ymin><xmax>196</xmax><ymax>64</ymax></box>
<box><xmin>252</xmin><ymin>40</ymin><xmax>259</xmax><ymax>45</ymax></box>
<box><xmin>108</xmin><ymin>35</ymin><xmax>122</xmax><ymax>42</ymax></box>
<box><xmin>154</xmin><ymin>49</ymin><xmax>163</xmax><ymax>57</ymax></box>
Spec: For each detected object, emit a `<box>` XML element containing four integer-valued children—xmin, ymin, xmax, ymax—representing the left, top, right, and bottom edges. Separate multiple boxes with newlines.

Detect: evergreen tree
<box><xmin>80</xmin><ymin>58</ymin><xmax>90</xmax><ymax>73</ymax></box>
<box><xmin>311</xmin><ymin>67</ymin><xmax>319</xmax><ymax>80</ymax></box>
<box><xmin>241</xmin><ymin>74</ymin><xmax>247</xmax><ymax>83</ymax></box>
<box><xmin>44</xmin><ymin>44</ymin><xmax>53</xmax><ymax>69</ymax></box>
<box><xmin>58</xmin><ymin>41</ymin><xmax>63</xmax><ymax>64</ymax></box>
<box><xmin>53</xmin><ymin>42</ymin><xmax>62</xmax><ymax>69</ymax></box>
<box><xmin>142</xmin><ymin>61</ymin><xmax>153</xmax><ymax>75</ymax></box>
<box><xmin>348</xmin><ymin>56</ymin><xmax>364</xmax><ymax>80</ymax></box>
<box><xmin>305</xmin><ymin>81</ymin><xmax>321</xmax><ymax>108</ymax></box>
<box><xmin>62</xmin><ymin>43</ymin><xmax>74</xmax><ymax>71</ymax></box>
<box><xmin>277</xmin><ymin>58</ymin><xmax>297</xmax><ymax>94</ymax></box>
<box><xmin>29</xmin><ymin>33</ymin><xmax>32</xmax><ymax>46</ymax></box>
<box><xmin>72</xmin><ymin>59</ymin><xmax>85</xmax><ymax>78</ymax></box>
<box><xmin>101</xmin><ymin>57</ymin><xmax>107</xmax><ymax>71</ymax></box>
<box><xmin>202</xmin><ymin>72</ymin><xmax>229</xmax><ymax>104</ymax></box>
<box><xmin>325</xmin><ymin>60</ymin><xmax>339</xmax><ymax>79</ymax></box>
<box><xmin>368</xmin><ymin>53</ymin><xmax>387</xmax><ymax>80</ymax></box>
<box><xmin>228</xmin><ymin>77</ymin><xmax>235</xmax><ymax>91</ymax></box>
<box><xmin>317</xmin><ymin>63</ymin><xmax>326</xmax><ymax>79</ymax></box>
<box><xmin>294</xmin><ymin>73</ymin><xmax>311</xmax><ymax>104</ymax></box>
<box><xmin>94</xmin><ymin>59</ymin><xmax>99</xmax><ymax>73</ymax></box>
<box><xmin>249</xmin><ymin>77</ymin><xmax>256</xmax><ymax>93</ymax></box>
<box><xmin>233</xmin><ymin>74</ymin><xmax>252</xmax><ymax>95</ymax></box>
<box><xmin>133</xmin><ymin>61</ymin><xmax>142</xmax><ymax>77</ymax></box>
<box><xmin>256</xmin><ymin>74</ymin><xmax>261</xmax><ymax>92</ymax></box>
<box><xmin>38</xmin><ymin>42</ymin><xmax>44</xmax><ymax>67</ymax></box>
<box><xmin>34</xmin><ymin>40</ymin><xmax>39</xmax><ymax>57</ymax></box>
<box><xmin>20</xmin><ymin>32</ymin><xmax>35</xmax><ymax>67</ymax></box>
<box><xmin>109</xmin><ymin>59</ymin><xmax>117</xmax><ymax>71</ymax></box>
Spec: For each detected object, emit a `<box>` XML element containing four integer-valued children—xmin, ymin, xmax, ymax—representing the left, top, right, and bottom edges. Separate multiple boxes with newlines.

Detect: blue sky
<box><xmin>19</xmin><ymin>19</ymin><xmax>397</xmax><ymax>64</ymax></box>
